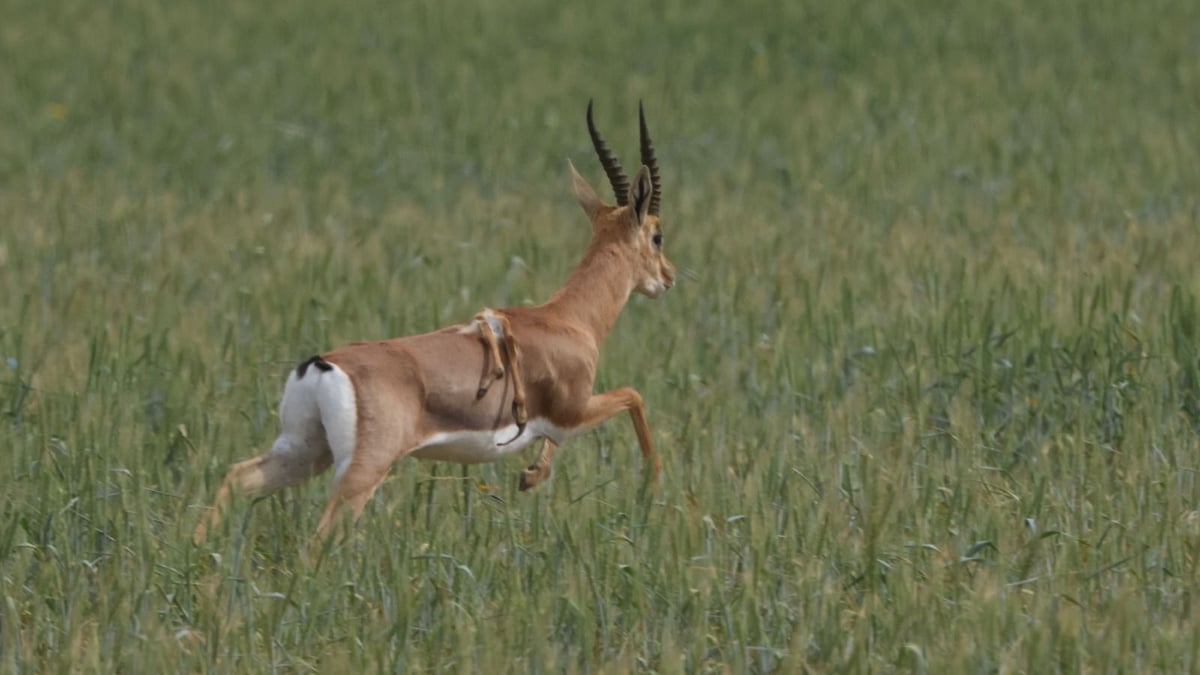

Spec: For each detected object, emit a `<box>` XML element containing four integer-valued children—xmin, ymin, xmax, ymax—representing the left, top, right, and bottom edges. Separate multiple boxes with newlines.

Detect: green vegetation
<box><xmin>3</xmin><ymin>0</ymin><xmax>1199</xmax><ymax>671</ymax></box>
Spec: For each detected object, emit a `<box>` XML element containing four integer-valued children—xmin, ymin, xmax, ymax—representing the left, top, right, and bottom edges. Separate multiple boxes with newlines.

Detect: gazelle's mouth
<box><xmin>641</xmin><ymin>280</ymin><xmax>671</xmax><ymax>299</ymax></box>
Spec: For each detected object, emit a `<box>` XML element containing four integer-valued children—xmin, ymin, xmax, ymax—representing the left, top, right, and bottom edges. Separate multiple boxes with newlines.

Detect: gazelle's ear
<box><xmin>627</xmin><ymin>165</ymin><xmax>653</xmax><ymax>227</ymax></box>
<box><xmin>569</xmin><ymin>159</ymin><xmax>604</xmax><ymax>220</ymax></box>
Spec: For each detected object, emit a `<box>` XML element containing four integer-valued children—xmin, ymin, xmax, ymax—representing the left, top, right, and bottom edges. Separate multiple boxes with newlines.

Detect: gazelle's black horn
<box><xmin>639</xmin><ymin>101</ymin><xmax>662</xmax><ymax>216</ymax></box>
<box><xmin>587</xmin><ymin>100</ymin><xmax>629</xmax><ymax>205</ymax></box>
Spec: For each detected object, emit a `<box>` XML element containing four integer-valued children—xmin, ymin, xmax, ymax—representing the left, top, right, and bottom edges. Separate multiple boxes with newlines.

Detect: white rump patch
<box><xmin>279</xmin><ymin>362</ymin><xmax>355</xmax><ymax>478</ymax></box>
<box><xmin>410</xmin><ymin>418</ymin><xmax>568</xmax><ymax>464</ymax></box>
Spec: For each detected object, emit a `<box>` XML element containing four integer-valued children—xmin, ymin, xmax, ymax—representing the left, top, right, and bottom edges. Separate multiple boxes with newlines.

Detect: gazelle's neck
<box><xmin>542</xmin><ymin>240</ymin><xmax>633</xmax><ymax>346</ymax></box>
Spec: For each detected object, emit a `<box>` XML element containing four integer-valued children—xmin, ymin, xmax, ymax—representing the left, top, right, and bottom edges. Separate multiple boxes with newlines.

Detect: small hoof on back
<box><xmin>498</xmin><ymin>421</ymin><xmax>526</xmax><ymax>447</ymax></box>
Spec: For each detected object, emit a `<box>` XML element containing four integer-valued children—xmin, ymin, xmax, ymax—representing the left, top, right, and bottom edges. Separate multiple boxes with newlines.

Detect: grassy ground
<box><xmin>3</xmin><ymin>0</ymin><xmax>1200</xmax><ymax>671</ymax></box>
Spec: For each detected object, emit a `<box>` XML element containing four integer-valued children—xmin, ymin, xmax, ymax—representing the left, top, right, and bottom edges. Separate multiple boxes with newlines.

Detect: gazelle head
<box><xmin>569</xmin><ymin>101</ymin><xmax>676</xmax><ymax>299</ymax></box>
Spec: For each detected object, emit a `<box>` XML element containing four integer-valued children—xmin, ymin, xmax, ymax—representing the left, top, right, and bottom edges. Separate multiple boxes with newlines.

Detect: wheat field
<box><xmin>2</xmin><ymin>0</ymin><xmax>1200</xmax><ymax>671</ymax></box>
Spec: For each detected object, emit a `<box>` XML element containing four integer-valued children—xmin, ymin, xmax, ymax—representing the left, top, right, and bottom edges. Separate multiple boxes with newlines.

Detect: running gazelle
<box><xmin>193</xmin><ymin>102</ymin><xmax>674</xmax><ymax>542</ymax></box>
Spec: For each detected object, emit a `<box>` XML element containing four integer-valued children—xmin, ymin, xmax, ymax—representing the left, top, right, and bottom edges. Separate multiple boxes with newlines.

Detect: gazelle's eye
<box><xmin>652</xmin><ymin>233</ymin><xmax>663</xmax><ymax>249</ymax></box>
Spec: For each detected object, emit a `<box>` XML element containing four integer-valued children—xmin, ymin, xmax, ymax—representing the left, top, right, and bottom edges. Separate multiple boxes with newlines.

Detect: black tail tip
<box><xmin>296</xmin><ymin>355</ymin><xmax>333</xmax><ymax>379</ymax></box>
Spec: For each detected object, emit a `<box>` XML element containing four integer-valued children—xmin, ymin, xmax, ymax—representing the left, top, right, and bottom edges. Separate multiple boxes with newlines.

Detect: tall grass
<box><xmin>2</xmin><ymin>0</ymin><xmax>1199</xmax><ymax>670</ymax></box>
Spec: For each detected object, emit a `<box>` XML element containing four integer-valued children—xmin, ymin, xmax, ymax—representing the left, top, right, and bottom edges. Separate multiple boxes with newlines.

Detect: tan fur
<box><xmin>194</xmin><ymin>109</ymin><xmax>675</xmax><ymax>543</ymax></box>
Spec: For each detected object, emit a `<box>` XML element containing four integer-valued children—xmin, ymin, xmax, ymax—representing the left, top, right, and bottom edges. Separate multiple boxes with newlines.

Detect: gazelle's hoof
<box><xmin>519</xmin><ymin>463</ymin><xmax>551</xmax><ymax>491</ymax></box>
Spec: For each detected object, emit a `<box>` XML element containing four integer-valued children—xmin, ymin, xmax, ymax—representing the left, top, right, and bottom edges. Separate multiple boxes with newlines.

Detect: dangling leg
<box><xmin>474</xmin><ymin>310</ymin><xmax>506</xmax><ymax>399</ymax></box>
<box><xmin>495</xmin><ymin>313</ymin><xmax>528</xmax><ymax>445</ymax></box>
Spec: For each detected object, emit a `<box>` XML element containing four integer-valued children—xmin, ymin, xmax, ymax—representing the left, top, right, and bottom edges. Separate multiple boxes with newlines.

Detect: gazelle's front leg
<box><xmin>519</xmin><ymin>439</ymin><xmax>558</xmax><ymax>491</ymax></box>
<box><xmin>581</xmin><ymin>387</ymin><xmax>661</xmax><ymax>480</ymax></box>
<box><xmin>520</xmin><ymin>387</ymin><xmax>662</xmax><ymax>490</ymax></box>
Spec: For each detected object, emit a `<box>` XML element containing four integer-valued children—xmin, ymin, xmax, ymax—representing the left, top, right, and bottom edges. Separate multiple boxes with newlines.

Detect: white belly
<box><xmin>409</xmin><ymin>418</ymin><xmax>567</xmax><ymax>464</ymax></box>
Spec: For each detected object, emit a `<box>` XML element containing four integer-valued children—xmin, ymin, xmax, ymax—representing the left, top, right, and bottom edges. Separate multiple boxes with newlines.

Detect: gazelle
<box><xmin>193</xmin><ymin>102</ymin><xmax>675</xmax><ymax>542</ymax></box>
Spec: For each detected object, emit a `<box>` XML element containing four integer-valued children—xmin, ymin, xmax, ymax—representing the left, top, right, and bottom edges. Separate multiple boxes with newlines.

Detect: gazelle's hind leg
<box><xmin>193</xmin><ymin>370</ymin><xmax>332</xmax><ymax>544</ymax></box>
<box><xmin>315</xmin><ymin>452</ymin><xmax>395</xmax><ymax>538</ymax></box>
<box><xmin>193</xmin><ymin>435</ymin><xmax>332</xmax><ymax>543</ymax></box>
<box><xmin>312</xmin><ymin>368</ymin><xmax>419</xmax><ymax>540</ymax></box>
<box><xmin>315</xmin><ymin>431</ymin><xmax>422</xmax><ymax>539</ymax></box>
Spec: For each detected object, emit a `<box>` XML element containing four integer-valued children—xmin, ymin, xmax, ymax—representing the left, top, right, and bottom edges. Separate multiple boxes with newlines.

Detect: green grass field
<box><xmin>3</xmin><ymin>0</ymin><xmax>1200</xmax><ymax>671</ymax></box>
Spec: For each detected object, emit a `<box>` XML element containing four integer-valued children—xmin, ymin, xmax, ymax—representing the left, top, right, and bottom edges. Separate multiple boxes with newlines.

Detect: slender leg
<box><xmin>518</xmin><ymin>387</ymin><xmax>662</xmax><ymax>490</ymax></box>
<box><xmin>193</xmin><ymin>437</ymin><xmax>332</xmax><ymax>544</ymax></box>
<box><xmin>577</xmin><ymin>388</ymin><xmax>661</xmax><ymax>477</ymax></box>
<box><xmin>474</xmin><ymin>311</ymin><xmax>505</xmax><ymax>399</ymax></box>
<box><xmin>519</xmin><ymin>439</ymin><xmax>558</xmax><ymax>491</ymax></box>
<box><xmin>315</xmin><ymin>457</ymin><xmax>394</xmax><ymax>539</ymax></box>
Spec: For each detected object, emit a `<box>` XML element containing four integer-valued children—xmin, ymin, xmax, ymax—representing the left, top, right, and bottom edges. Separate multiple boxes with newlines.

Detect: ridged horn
<box><xmin>587</xmin><ymin>100</ymin><xmax>629</xmax><ymax>205</ymax></box>
<box><xmin>638</xmin><ymin>101</ymin><xmax>662</xmax><ymax>216</ymax></box>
